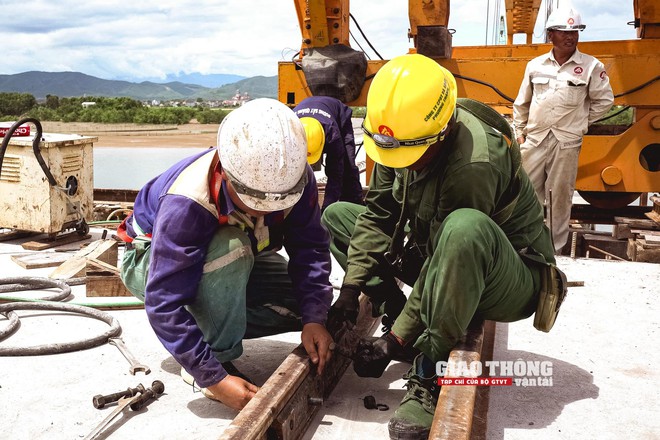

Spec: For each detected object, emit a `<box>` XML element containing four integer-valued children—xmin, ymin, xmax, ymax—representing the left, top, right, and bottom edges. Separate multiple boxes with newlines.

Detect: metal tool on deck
<box><xmin>328</xmin><ymin>320</ymin><xmax>361</xmax><ymax>360</ymax></box>
<box><xmin>108</xmin><ymin>337</ymin><xmax>151</xmax><ymax>375</ymax></box>
<box><xmin>93</xmin><ymin>383</ymin><xmax>146</xmax><ymax>409</ymax></box>
<box><xmin>84</xmin><ymin>381</ymin><xmax>164</xmax><ymax>440</ymax></box>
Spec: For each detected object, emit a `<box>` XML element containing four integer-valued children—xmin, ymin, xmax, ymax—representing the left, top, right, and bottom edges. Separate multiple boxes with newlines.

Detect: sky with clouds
<box><xmin>1</xmin><ymin>0</ymin><xmax>638</xmax><ymax>82</ymax></box>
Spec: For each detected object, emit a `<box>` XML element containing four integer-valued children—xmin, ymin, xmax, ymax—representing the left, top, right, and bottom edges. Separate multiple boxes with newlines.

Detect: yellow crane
<box><xmin>279</xmin><ymin>0</ymin><xmax>659</xmax><ymax>209</ymax></box>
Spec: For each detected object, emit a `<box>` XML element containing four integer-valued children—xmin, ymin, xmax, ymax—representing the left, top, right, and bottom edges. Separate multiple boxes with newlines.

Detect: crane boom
<box><xmin>283</xmin><ymin>0</ymin><xmax>660</xmax><ymax>208</ymax></box>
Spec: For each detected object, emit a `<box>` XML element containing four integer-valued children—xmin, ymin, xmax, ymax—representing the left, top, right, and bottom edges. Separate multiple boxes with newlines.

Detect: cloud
<box><xmin>0</xmin><ymin>0</ymin><xmax>637</xmax><ymax>81</ymax></box>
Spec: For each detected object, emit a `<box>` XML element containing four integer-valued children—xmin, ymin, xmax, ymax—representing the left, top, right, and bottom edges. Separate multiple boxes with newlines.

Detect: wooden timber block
<box><xmin>10</xmin><ymin>252</ymin><xmax>71</xmax><ymax>269</ymax></box>
<box><xmin>86</xmin><ymin>273</ymin><xmax>132</xmax><ymax>297</ymax></box>
<box><xmin>645</xmin><ymin>196</ymin><xmax>660</xmax><ymax>225</ymax></box>
<box><xmin>49</xmin><ymin>239</ymin><xmax>118</xmax><ymax>279</ymax></box>
<box><xmin>627</xmin><ymin>238</ymin><xmax>660</xmax><ymax>263</ymax></box>
<box><xmin>583</xmin><ymin>234</ymin><xmax>629</xmax><ymax>260</ymax></box>
<box><xmin>613</xmin><ymin>223</ymin><xmax>633</xmax><ymax>240</ymax></box>
<box><xmin>85</xmin><ymin>256</ymin><xmax>130</xmax><ymax>297</ymax></box>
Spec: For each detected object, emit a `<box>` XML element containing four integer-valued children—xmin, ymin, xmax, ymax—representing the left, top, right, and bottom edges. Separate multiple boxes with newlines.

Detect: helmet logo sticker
<box><xmin>599</xmin><ymin>71</ymin><xmax>608</xmax><ymax>80</ymax></box>
<box><xmin>379</xmin><ymin>125</ymin><xmax>394</xmax><ymax>137</ymax></box>
<box><xmin>567</xmin><ymin>17</ymin><xmax>575</xmax><ymax>25</ymax></box>
<box><xmin>424</xmin><ymin>79</ymin><xmax>449</xmax><ymax>122</ymax></box>
<box><xmin>574</xmin><ymin>67</ymin><xmax>584</xmax><ymax>75</ymax></box>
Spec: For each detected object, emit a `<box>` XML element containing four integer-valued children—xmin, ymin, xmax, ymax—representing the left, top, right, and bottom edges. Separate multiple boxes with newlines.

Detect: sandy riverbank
<box><xmin>41</xmin><ymin>121</ymin><xmax>220</xmax><ymax>148</ymax></box>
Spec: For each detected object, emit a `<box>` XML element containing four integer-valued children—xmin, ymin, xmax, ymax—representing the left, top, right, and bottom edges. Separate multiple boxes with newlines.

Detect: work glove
<box><xmin>326</xmin><ymin>285</ymin><xmax>361</xmax><ymax>337</ymax></box>
<box><xmin>353</xmin><ymin>332</ymin><xmax>406</xmax><ymax>378</ymax></box>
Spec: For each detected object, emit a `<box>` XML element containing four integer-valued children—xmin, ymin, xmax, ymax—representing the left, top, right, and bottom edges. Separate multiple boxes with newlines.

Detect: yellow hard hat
<box><xmin>363</xmin><ymin>54</ymin><xmax>457</xmax><ymax>168</ymax></box>
<box><xmin>300</xmin><ymin>117</ymin><xmax>325</xmax><ymax>164</ymax></box>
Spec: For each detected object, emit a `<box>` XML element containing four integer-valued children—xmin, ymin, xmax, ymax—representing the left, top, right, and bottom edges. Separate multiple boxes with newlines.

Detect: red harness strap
<box><xmin>118</xmin><ymin>159</ymin><xmax>228</xmax><ymax>243</ymax></box>
<box><xmin>116</xmin><ymin>218</ymin><xmax>134</xmax><ymax>243</ymax></box>
<box><xmin>210</xmin><ymin>162</ymin><xmax>229</xmax><ymax>226</ymax></box>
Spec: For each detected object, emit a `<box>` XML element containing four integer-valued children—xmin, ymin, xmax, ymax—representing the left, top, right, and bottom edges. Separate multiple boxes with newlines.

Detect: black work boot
<box><xmin>388</xmin><ymin>354</ymin><xmax>440</xmax><ymax>440</ymax></box>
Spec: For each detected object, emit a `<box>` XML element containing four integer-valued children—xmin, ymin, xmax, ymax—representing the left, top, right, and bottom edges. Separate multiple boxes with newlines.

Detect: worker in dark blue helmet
<box><xmin>294</xmin><ymin>96</ymin><xmax>365</xmax><ymax>211</ymax></box>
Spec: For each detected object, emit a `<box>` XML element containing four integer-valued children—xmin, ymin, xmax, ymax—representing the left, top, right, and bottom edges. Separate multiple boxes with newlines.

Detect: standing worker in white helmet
<box><xmin>322</xmin><ymin>54</ymin><xmax>561</xmax><ymax>439</ymax></box>
<box><xmin>294</xmin><ymin>96</ymin><xmax>365</xmax><ymax>211</ymax></box>
<box><xmin>117</xmin><ymin>98</ymin><xmax>334</xmax><ymax>411</ymax></box>
<box><xmin>513</xmin><ymin>7</ymin><xmax>614</xmax><ymax>253</ymax></box>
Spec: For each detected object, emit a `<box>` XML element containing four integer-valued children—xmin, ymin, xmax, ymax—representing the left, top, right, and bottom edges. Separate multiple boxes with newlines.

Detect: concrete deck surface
<box><xmin>1</xmin><ymin>231</ymin><xmax>658</xmax><ymax>439</ymax></box>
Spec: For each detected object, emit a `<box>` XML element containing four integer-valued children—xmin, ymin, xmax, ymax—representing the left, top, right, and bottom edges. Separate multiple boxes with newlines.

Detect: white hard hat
<box><xmin>546</xmin><ymin>7</ymin><xmax>586</xmax><ymax>31</ymax></box>
<box><xmin>217</xmin><ymin>98</ymin><xmax>309</xmax><ymax>212</ymax></box>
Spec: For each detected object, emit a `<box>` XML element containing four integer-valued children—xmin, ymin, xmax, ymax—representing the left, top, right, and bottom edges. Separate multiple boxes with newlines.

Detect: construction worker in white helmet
<box><xmin>117</xmin><ymin>98</ymin><xmax>333</xmax><ymax>410</ymax></box>
<box><xmin>514</xmin><ymin>7</ymin><xmax>614</xmax><ymax>253</ymax></box>
<box><xmin>321</xmin><ymin>54</ymin><xmax>560</xmax><ymax>439</ymax></box>
<box><xmin>294</xmin><ymin>96</ymin><xmax>365</xmax><ymax>211</ymax></box>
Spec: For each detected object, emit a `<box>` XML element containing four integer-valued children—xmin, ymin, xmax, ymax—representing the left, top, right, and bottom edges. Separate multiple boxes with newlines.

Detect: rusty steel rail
<box><xmin>219</xmin><ymin>296</ymin><xmax>380</xmax><ymax>440</ymax></box>
<box><xmin>218</xmin><ymin>306</ymin><xmax>495</xmax><ymax>439</ymax></box>
<box><xmin>430</xmin><ymin>320</ymin><xmax>495</xmax><ymax>439</ymax></box>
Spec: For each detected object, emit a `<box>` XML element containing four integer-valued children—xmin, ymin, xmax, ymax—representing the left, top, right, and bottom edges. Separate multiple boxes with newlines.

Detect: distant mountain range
<box><xmin>140</xmin><ymin>72</ymin><xmax>247</xmax><ymax>88</ymax></box>
<box><xmin>0</xmin><ymin>71</ymin><xmax>277</xmax><ymax>101</ymax></box>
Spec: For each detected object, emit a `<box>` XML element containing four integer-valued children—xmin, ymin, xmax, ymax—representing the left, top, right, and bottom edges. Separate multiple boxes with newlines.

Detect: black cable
<box><xmin>350</xmin><ymin>30</ymin><xmax>371</xmax><ymax>60</ymax></box>
<box><xmin>291</xmin><ymin>50</ymin><xmax>302</xmax><ymax>69</ymax></box>
<box><xmin>453</xmin><ymin>73</ymin><xmax>515</xmax><ymax>102</ymax></box>
<box><xmin>349</xmin><ymin>13</ymin><xmax>384</xmax><ymax>60</ymax></box>
<box><xmin>592</xmin><ymin>105</ymin><xmax>631</xmax><ymax>124</ymax></box>
<box><xmin>0</xmin><ymin>117</ymin><xmax>57</xmax><ymax>186</ymax></box>
<box><xmin>614</xmin><ymin>75</ymin><xmax>659</xmax><ymax>98</ymax></box>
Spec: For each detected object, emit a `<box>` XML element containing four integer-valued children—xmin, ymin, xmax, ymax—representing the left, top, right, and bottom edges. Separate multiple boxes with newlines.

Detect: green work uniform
<box><xmin>322</xmin><ymin>106</ymin><xmax>556</xmax><ymax>363</ymax></box>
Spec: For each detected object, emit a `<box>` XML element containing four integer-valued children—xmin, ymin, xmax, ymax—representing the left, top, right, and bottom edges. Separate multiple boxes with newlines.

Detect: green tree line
<box><xmin>0</xmin><ymin>93</ymin><xmax>228</xmax><ymax>125</ymax></box>
<box><xmin>1</xmin><ymin>92</ymin><xmax>631</xmax><ymax>127</ymax></box>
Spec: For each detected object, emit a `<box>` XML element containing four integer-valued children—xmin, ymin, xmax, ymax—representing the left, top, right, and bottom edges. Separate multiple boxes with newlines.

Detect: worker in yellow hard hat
<box><xmin>300</xmin><ymin>117</ymin><xmax>325</xmax><ymax>164</ymax></box>
<box><xmin>294</xmin><ymin>96</ymin><xmax>365</xmax><ymax>211</ymax></box>
<box><xmin>321</xmin><ymin>54</ymin><xmax>560</xmax><ymax>439</ymax></box>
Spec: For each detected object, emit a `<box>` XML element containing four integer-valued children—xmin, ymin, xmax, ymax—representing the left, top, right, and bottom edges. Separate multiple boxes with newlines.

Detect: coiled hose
<box><xmin>0</xmin><ymin>277</ymin><xmax>122</xmax><ymax>356</ymax></box>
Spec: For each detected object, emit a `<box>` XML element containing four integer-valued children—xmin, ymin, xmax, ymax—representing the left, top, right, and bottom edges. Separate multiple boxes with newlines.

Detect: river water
<box><xmin>93</xmin><ymin>119</ymin><xmax>368</xmax><ymax>190</ymax></box>
<box><xmin>93</xmin><ymin>147</ymin><xmax>207</xmax><ymax>189</ymax></box>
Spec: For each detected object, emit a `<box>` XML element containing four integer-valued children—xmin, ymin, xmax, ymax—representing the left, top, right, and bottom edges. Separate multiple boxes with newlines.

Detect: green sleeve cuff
<box><xmin>391</xmin><ymin>307</ymin><xmax>425</xmax><ymax>344</ymax></box>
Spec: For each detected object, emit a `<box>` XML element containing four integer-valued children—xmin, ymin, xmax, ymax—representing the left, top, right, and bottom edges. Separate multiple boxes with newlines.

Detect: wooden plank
<box><xmin>0</xmin><ymin>229</ymin><xmax>35</xmax><ymax>242</ymax></box>
<box><xmin>638</xmin><ymin>238</ymin><xmax>660</xmax><ymax>250</ymax></box>
<box><xmin>220</xmin><ymin>295</ymin><xmax>380</xmax><ymax>440</ymax></box>
<box><xmin>10</xmin><ymin>252</ymin><xmax>71</xmax><ymax>269</ymax></box>
<box><xmin>645</xmin><ymin>196</ymin><xmax>660</xmax><ymax>225</ymax></box>
<box><xmin>646</xmin><ymin>211</ymin><xmax>660</xmax><ymax>224</ymax></box>
<box><xmin>429</xmin><ymin>320</ymin><xmax>487</xmax><ymax>440</ymax></box>
<box><xmin>614</xmin><ymin>217</ymin><xmax>660</xmax><ymax>230</ymax></box>
<box><xmin>49</xmin><ymin>239</ymin><xmax>118</xmax><ymax>279</ymax></box>
<box><xmin>631</xmin><ymin>229</ymin><xmax>660</xmax><ymax>238</ymax></box>
<box><xmin>21</xmin><ymin>233</ymin><xmax>91</xmax><ymax>251</ymax></box>
<box><xmin>87</xmin><ymin>257</ymin><xmax>121</xmax><ymax>275</ymax></box>
<box><xmin>642</xmin><ymin>235</ymin><xmax>660</xmax><ymax>244</ymax></box>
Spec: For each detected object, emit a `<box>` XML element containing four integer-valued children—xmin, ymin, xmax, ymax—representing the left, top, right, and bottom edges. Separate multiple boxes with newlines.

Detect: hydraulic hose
<box><xmin>0</xmin><ymin>118</ymin><xmax>57</xmax><ymax>186</ymax></box>
<box><xmin>0</xmin><ymin>276</ymin><xmax>123</xmax><ymax>356</ymax></box>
